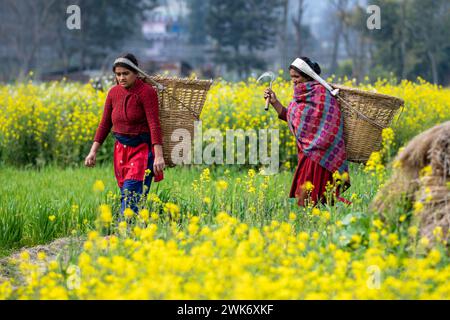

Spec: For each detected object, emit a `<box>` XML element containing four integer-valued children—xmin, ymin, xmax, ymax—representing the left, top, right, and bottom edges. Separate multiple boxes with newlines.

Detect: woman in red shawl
<box><xmin>264</xmin><ymin>57</ymin><xmax>351</xmax><ymax>207</ymax></box>
<box><xmin>85</xmin><ymin>53</ymin><xmax>165</xmax><ymax>215</ymax></box>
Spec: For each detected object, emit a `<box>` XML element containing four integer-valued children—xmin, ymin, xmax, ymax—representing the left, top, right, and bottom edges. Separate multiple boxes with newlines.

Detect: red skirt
<box><xmin>113</xmin><ymin>141</ymin><xmax>163</xmax><ymax>189</ymax></box>
<box><xmin>290</xmin><ymin>151</ymin><xmax>351</xmax><ymax>207</ymax></box>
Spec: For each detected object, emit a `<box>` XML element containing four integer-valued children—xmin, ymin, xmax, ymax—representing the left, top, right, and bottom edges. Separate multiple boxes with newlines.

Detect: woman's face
<box><xmin>289</xmin><ymin>68</ymin><xmax>308</xmax><ymax>87</ymax></box>
<box><xmin>114</xmin><ymin>66</ymin><xmax>137</xmax><ymax>88</ymax></box>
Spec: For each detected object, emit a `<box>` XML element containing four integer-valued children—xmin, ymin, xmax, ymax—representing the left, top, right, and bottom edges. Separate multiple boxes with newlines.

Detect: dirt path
<box><xmin>0</xmin><ymin>237</ymin><xmax>84</xmax><ymax>283</ymax></box>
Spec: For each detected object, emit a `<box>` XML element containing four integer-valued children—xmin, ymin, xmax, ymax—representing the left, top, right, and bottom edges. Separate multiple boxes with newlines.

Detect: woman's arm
<box><xmin>272</xmin><ymin>100</ymin><xmax>288</xmax><ymax>121</ymax></box>
<box><xmin>142</xmin><ymin>87</ymin><xmax>163</xmax><ymax>146</ymax></box>
<box><xmin>93</xmin><ymin>91</ymin><xmax>113</xmax><ymax>145</ymax></box>
<box><xmin>142</xmin><ymin>87</ymin><xmax>165</xmax><ymax>176</ymax></box>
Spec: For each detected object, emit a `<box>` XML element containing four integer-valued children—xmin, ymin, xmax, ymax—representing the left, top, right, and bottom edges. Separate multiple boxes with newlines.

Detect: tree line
<box><xmin>0</xmin><ymin>0</ymin><xmax>158</xmax><ymax>81</ymax></box>
<box><xmin>0</xmin><ymin>0</ymin><xmax>448</xmax><ymax>85</ymax></box>
<box><xmin>188</xmin><ymin>0</ymin><xmax>450</xmax><ymax>85</ymax></box>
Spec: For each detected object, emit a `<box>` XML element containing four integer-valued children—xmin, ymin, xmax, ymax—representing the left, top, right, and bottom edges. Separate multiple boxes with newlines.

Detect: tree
<box><xmin>66</xmin><ymin>0</ymin><xmax>159</xmax><ymax>70</ymax></box>
<box><xmin>205</xmin><ymin>0</ymin><xmax>283</xmax><ymax>78</ymax></box>
<box><xmin>278</xmin><ymin>0</ymin><xmax>290</xmax><ymax>70</ymax></box>
<box><xmin>369</xmin><ymin>0</ymin><xmax>450</xmax><ymax>84</ymax></box>
<box><xmin>406</xmin><ymin>0</ymin><xmax>449</xmax><ymax>84</ymax></box>
<box><xmin>0</xmin><ymin>0</ymin><xmax>158</xmax><ymax>81</ymax></box>
<box><xmin>291</xmin><ymin>0</ymin><xmax>306</xmax><ymax>57</ymax></box>
<box><xmin>0</xmin><ymin>0</ymin><xmax>57</xmax><ymax>80</ymax></box>
<box><xmin>328</xmin><ymin>0</ymin><xmax>349</xmax><ymax>75</ymax></box>
<box><xmin>187</xmin><ymin>0</ymin><xmax>209</xmax><ymax>45</ymax></box>
<box><xmin>334</xmin><ymin>1</ymin><xmax>372</xmax><ymax>82</ymax></box>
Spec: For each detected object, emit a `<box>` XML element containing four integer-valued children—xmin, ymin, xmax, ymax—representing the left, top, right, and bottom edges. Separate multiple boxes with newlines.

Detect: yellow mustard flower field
<box><xmin>0</xmin><ymin>76</ymin><xmax>449</xmax><ymax>299</ymax></box>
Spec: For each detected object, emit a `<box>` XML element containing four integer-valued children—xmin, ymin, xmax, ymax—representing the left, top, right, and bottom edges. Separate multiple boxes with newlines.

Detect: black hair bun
<box><xmin>123</xmin><ymin>53</ymin><xmax>139</xmax><ymax>67</ymax></box>
<box><xmin>300</xmin><ymin>56</ymin><xmax>321</xmax><ymax>75</ymax></box>
<box><xmin>312</xmin><ymin>62</ymin><xmax>321</xmax><ymax>76</ymax></box>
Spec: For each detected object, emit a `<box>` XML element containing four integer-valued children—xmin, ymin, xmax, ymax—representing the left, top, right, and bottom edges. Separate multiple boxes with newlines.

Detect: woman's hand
<box><xmin>264</xmin><ymin>88</ymin><xmax>278</xmax><ymax>106</ymax></box>
<box><xmin>264</xmin><ymin>88</ymin><xmax>287</xmax><ymax>119</ymax></box>
<box><xmin>153</xmin><ymin>155</ymin><xmax>165</xmax><ymax>177</ymax></box>
<box><xmin>85</xmin><ymin>142</ymin><xmax>101</xmax><ymax>167</ymax></box>
<box><xmin>153</xmin><ymin>144</ymin><xmax>165</xmax><ymax>177</ymax></box>
<box><xmin>85</xmin><ymin>151</ymin><xmax>97</xmax><ymax>167</ymax></box>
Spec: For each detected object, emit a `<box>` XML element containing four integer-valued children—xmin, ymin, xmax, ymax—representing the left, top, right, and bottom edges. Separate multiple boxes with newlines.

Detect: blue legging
<box><xmin>120</xmin><ymin>150</ymin><xmax>154</xmax><ymax>215</ymax></box>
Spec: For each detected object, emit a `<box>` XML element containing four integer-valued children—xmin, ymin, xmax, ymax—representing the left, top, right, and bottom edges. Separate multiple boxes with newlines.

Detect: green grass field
<box><xmin>0</xmin><ymin>163</ymin><xmax>372</xmax><ymax>257</ymax></box>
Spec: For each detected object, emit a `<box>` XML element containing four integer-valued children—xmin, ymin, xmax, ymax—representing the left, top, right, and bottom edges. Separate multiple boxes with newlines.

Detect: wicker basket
<box><xmin>142</xmin><ymin>76</ymin><xmax>213</xmax><ymax>167</ymax></box>
<box><xmin>332</xmin><ymin>84</ymin><xmax>404</xmax><ymax>163</ymax></box>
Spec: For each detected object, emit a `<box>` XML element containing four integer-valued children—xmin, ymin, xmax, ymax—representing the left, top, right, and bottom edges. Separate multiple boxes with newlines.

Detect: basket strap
<box><xmin>160</xmin><ymin>87</ymin><xmax>201</xmax><ymax>120</ymax></box>
<box><xmin>336</xmin><ymin>96</ymin><xmax>385</xmax><ymax>130</ymax></box>
<box><xmin>141</xmin><ymin>76</ymin><xmax>201</xmax><ymax>120</ymax></box>
<box><xmin>393</xmin><ymin>104</ymin><xmax>405</xmax><ymax>127</ymax></box>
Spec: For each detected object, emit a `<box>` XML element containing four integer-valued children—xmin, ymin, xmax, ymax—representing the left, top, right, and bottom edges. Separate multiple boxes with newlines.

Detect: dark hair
<box><xmin>289</xmin><ymin>56</ymin><xmax>321</xmax><ymax>81</ymax></box>
<box><xmin>113</xmin><ymin>53</ymin><xmax>139</xmax><ymax>74</ymax></box>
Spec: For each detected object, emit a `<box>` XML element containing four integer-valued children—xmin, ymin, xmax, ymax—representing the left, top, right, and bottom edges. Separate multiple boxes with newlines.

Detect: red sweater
<box><xmin>94</xmin><ymin>78</ymin><xmax>163</xmax><ymax>146</ymax></box>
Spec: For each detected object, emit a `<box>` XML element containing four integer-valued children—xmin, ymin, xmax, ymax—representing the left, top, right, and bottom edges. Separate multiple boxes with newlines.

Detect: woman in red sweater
<box><xmin>85</xmin><ymin>53</ymin><xmax>165</xmax><ymax>215</ymax></box>
<box><xmin>264</xmin><ymin>57</ymin><xmax>351</xmax><ymax>207</ymax></box>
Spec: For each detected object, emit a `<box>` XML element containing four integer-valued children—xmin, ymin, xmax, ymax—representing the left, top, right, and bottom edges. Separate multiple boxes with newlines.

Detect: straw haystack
<box><xmin>371</xmin><ymin>121</ymin><xmax>450</xmax><ymax>244</ymax></box>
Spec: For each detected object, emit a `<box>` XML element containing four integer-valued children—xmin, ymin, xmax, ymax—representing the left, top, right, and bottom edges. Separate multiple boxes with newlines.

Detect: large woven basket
<box><xmin>142</xmin><ymin>76</ymin><xmax>213</xmax><ymax>167</ymax></box>
<box><xmin>332</xmin><ymin>84</ymin><xmax>404</xmax><ymax>163</ymax></box>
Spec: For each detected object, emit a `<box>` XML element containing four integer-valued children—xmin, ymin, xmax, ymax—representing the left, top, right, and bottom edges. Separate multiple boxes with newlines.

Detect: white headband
<box><xmin>290</xmin><ymin>58</ymin><xmax>307</xmax><ymax>71</ymax></box>
<box><xmin>291</xmin><ymin>58</ymin><xmax>312</xmax><ymax>70</ymax></box>
<box><xmin>114</xmin><ymin>57</ymin><xmax>164</xmax><ymax>90</ymax></box>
